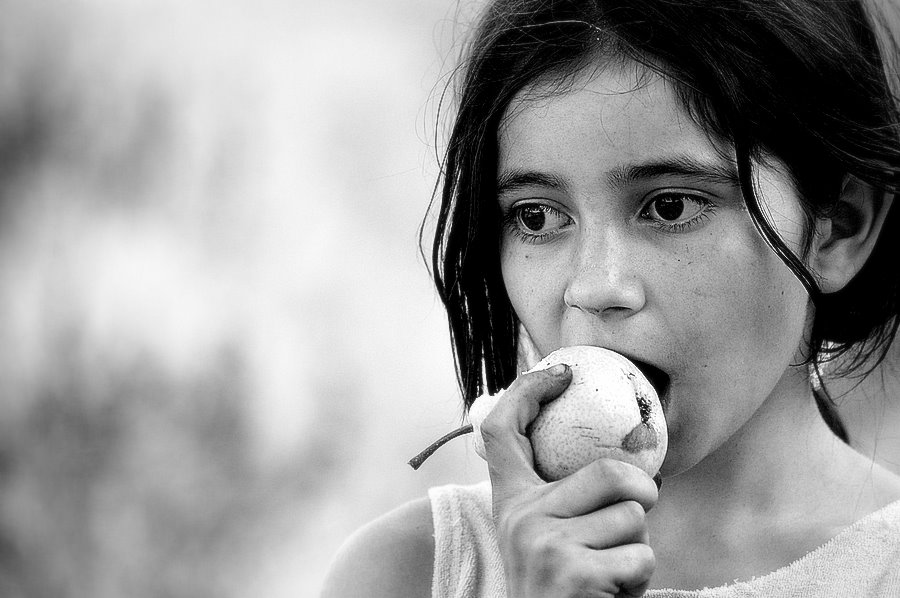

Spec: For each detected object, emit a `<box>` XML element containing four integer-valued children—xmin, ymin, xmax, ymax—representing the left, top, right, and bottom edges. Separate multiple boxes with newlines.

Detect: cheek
<box><xmin>725</xmin><ymin>237</ymin><xmax>810</xmax><ymax>345</ymax></box>
<box><xmin>500</xmin><ymin>246</ymin><xmax>565</xmax><ymax>344</ymax></box>
<box><xmin>671</xmin><ymin>232</ymin><xmax>812</xmax><ymax>387</ymax></box>
<box><xmin>659</xmin><ymin>237</ymin><xmax>812</xmax><ymax>468</ymax></box>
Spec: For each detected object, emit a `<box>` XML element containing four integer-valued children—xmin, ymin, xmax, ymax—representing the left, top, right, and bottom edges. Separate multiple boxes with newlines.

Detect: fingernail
<box><xmin>546</xmin><ymin>363</ymin><xmax>569</xmax><ymax>376</ymax></box>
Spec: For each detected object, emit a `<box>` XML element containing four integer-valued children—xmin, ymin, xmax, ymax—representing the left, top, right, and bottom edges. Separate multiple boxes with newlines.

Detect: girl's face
<box><xmin>497</xmin><ymin>62</ymin><xmax>816</xmax><ymax>475</ymax></box>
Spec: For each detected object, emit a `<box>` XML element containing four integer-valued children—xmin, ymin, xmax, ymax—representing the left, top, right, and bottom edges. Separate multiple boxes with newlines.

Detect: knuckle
<box><xmin>478</xmin><ymin>413</ymin><xmax>507</xmax><ymax>446</ymax></box>
<box><xmin>500</xmin><ymin>511</ymin><xmax>570</xmax><ymax>568</ymax></box>
<box><xmin>587</xmin><ymin>459</ymin><xmax>657</xmax><ymax>506</ymax></box>
<box><xmin>593</xmin><ymin>457</ymin><xmax>632</xmax><ymax>485</ymax></box>
<box><xmin>504</xmin><ymin>372</ymin><xmax>533</xmax><ymax>395</ymax></box>
<box><xmin>498</xmin><ymin>508</ymin><xmax>534</xmax><ymax>546</ymax></box>
<box><xmin>496</xmin><ymin>508</ymin><xmax>519</xmax><ymax>538</ymax></box>
<box><xmin>623</xmin><ymin>543</ymin><xmax>657</xmax><ymax>579</ymax></box>
<box><xmin>560</xmin><ymin>562</ymin><xmax>593</xmax><ymax>594</ymax></box>
<box><xmin>532</xmin><ymin>537</ymin><xmax>579</xmax><ymax>586</ymax></box>
<box><xmin>531</xmin><ymin>530</ymin><xmax>565</xmax><ymax>563</ymax></box>
<box><xmin>620</xmin><ymin>500</ymin><xmax>647</xmax><ymax>526</ymax></box>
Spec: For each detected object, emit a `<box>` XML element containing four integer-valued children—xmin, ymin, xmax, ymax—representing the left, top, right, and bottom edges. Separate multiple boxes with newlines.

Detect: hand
<box><xmin>480</xmin><ymin>364</ymin><xmax>659</xmax><ymax>598</ymax></box>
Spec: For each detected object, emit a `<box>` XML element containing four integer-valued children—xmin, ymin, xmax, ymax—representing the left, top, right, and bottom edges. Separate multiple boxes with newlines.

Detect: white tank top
<box><xmin>429</xmin><ymin>481</ymin><xmax>900</xmax><ymax>597</ymax></box>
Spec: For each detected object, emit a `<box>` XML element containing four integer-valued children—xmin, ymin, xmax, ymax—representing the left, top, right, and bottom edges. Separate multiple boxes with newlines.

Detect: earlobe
<box><xmin>813</xmin><ymin>175</ymin><xmax>893</xmax><ymax>294</ymax></box>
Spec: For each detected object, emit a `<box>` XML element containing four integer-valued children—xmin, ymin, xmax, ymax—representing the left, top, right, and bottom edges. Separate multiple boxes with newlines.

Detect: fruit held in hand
<box><xmin>408</xmin><ymin>346</ymin><xmax>668</xmax><ymax>480</ymax></box>
<box><xmin>519</xmin><ymin>346</ymin><xmax>666</xmax><ymax>479</ymax></box>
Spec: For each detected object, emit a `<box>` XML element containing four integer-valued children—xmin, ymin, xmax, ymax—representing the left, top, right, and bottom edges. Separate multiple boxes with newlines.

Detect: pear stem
<box><xmin>407</xmin><ymin>424</ymin><xmax>474</xmax><ymax>470</ymax></box>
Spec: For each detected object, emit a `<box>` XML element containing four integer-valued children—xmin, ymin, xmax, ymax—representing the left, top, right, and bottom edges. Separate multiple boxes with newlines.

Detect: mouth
<box><xmin>629</xmin><ymin>358</ymin><xmax>670</xmax><ymax>406</ymax></box>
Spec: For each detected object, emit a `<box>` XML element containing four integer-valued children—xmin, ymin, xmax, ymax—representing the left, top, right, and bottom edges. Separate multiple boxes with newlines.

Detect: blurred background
<box><xmin>0</xmin><ymin>1</ymin><xmax>490</xmax><ymax>596</ymax></box>
<box><xmin>0</xmin><ymin>1</ymin><xmax>898</xmax><ymax>597</ymax></box>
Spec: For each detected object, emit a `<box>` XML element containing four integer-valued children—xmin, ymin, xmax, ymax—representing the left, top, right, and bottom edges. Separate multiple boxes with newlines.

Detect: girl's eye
<box><xmin>503</xmin><ymin>203</ymin><xmax>572</xmax><ymax>243</ymax></box>
<box><xmin>640</xmin><ymin>192</ymin><xmax>715</xmax><ymax>231</ymax></box>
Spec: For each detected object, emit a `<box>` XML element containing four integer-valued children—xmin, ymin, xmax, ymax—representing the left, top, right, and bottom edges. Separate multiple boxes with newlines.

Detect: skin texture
<box><xmin>486</xmin><ymin>59</ymin><xmax>900</xmax><ymax>593</ymax></box>
<box><xmin>321</xmin><ymin>58</ymin><xmax>900</xmax><ymax>597</ymax></box>
<box><xmin>497</xmin><ymin>64</ymin><xmax>813</xmax><ymax>477</ymax></box>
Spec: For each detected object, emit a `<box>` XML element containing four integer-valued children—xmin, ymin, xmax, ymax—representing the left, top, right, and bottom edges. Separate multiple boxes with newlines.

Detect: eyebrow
<box><xmin>496</xmin><ymin>155</ymin><xmax>740</xmax><ymax>197</ymax></box>
<box><xmin>496</xmin><ymin>170</ymin><xmax>570</xmax><ymax>197</ymax></box>
<box><xmin>605</xmin><ymin>156</ymin><xmax>740</xmax><ymax>188</ymax></box>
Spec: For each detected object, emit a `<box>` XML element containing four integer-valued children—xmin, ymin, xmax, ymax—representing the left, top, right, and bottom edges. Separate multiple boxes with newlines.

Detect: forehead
<box><xmin>497</xmin><ymin>60</ymin><xmax>728</xmax><ymax>174</ymax></box>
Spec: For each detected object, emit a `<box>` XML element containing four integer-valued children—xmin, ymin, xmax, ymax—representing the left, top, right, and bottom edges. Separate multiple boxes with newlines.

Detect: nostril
<box><xmin>602</xmin><ymin>305</ymin><xmax>635</xmax><ymax>315</ymax></box>
<box><xmin>563</xmin><ymin>271</ymin><xmax>646</xmax><ymax>317</ymax></box>
<box><xmin>565</xmin><ymin>303</ymin><xmax>638</xmax><ymax>317</ymax></box>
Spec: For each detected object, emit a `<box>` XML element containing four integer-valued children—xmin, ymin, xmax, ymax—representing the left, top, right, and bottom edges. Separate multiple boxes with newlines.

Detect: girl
<box><xmin>322</xmin><ymin>0</ymin><xmax>900</xmax><ymax>596</ymax></box>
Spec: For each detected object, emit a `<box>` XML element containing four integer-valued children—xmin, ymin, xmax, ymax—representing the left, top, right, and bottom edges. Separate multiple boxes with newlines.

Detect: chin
<box><xmin>654</xmin><ymin>421</ymin><xmax>715</xmax><ymax>479</ymax></box>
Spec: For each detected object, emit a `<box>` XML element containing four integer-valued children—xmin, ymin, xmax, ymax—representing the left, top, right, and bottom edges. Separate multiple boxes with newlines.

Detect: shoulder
<box><xmin>320</xmin><ymin>496</ymin><xmax>434</xmax><ymax>598</ymax></box>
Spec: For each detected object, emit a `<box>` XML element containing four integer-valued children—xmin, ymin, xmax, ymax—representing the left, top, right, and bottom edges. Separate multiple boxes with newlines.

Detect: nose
<box><xmin>563</xmin><ymin>233</ymin><xmax>646</xmax><ymax>318</ymax></box>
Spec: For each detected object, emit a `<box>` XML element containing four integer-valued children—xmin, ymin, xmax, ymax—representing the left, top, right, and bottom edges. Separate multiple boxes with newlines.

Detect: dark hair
<box><xmin>428</xmin><ymin>0</ymin><xmax>900</xmax><ymax>433</ymax></box>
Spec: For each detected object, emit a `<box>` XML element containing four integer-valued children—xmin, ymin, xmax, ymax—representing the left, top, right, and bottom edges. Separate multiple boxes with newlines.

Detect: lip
<box><xmin>624</xmin><ymin>356</ymin><xmax>671</xmax><ymax>408</ymax></box>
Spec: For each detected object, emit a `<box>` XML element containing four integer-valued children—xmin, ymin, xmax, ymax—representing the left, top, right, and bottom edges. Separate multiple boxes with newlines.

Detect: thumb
<box><xmin>479</xmin><ymin>363</ymin><xmax>572</xmax><ymax>494</ymax></box>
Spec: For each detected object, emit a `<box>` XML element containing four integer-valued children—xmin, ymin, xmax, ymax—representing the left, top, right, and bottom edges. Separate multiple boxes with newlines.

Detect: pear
<box><xmin>408</xmin><ymin>346</ymin><xmax>668</xmax><ymax>481</ymax></box>
<box><xmin>521</xmin><ymin>346</ymin><xmax>667</xmax><ymax>479</ymax></box>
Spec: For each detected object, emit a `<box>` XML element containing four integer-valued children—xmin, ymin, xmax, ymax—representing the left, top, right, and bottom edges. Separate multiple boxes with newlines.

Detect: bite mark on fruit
<box><xmin>636</xmin><ymin>392</ymin><xmax>652</xmax><ymax>424</ymax></box>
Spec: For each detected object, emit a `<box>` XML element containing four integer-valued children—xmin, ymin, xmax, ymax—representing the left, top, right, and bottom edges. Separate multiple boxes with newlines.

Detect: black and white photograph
<box><xmin>2</xmin><ymin>1</ymin><xmax>900</xmax><ymax>597</ymax></box>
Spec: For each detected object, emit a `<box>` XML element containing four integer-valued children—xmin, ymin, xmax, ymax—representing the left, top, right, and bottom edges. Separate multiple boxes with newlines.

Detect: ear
<box><xmin>812</xmin><ymin>175</ymin><xmax>893</xmax><ymax>294</ymax></box>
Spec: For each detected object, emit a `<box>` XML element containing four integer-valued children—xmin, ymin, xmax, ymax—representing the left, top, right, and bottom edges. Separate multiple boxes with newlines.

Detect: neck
<box><xmin>647</xmin><ymin>365</ymin><xmax>899</xmax><ymax>589</ymax></box>
<box><xmin>661</xmin><ymin>373</ymin><xmax>836</xmax><ymax>512</ymax></box>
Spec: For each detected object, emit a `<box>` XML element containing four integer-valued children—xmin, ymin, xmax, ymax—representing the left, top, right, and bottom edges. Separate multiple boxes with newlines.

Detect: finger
<box><xmin>544</xmin><ymin>458</ymin><xmax>659</xmax><ymax>517</ymax></box>
<box><xmin>603</xmin><ymin>543</ymin><xmax>657</xmax><ymax>598</ymax></box>
<box><xmin>481</xmin><ymin>364</ymin><xmax>572</xmax><ymax>492</ymax></box>
<box><xmin>547</xmin><ymin>543</ymin><xmax>656</xmax><ymax>598</ymax></box>
<box><xmin>572</xmin><ymin>500</ymin><xmax>651</xmax><ymax>550</ymax></box>
<box><xmin>528</xmin><ymin>499</ymin><xmax>650</xmax><ymax>556</ymax></box>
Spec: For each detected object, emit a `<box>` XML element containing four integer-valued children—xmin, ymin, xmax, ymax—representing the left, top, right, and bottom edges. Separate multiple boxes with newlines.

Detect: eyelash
<box><xmin>501</xmin><ymin>192</ymin><xmax>717</xmax><ymax>244</ymax></box>
<box><xmin>640</xmin><ymin>192</ymin><xmax>717</xmax><ymax>233</ymax></box>
<box><xmin>500</xmin><ymin>204</ymin><xmax>572</xmax><ymax>244</ymax></box>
